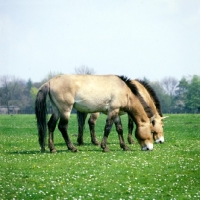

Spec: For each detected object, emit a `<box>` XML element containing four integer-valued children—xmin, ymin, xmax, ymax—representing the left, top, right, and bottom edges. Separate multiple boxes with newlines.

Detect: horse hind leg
<box><xmin>88</xmin><ymin>113</ymin><xmax>99</xmax><ymax>145</ymax></box>
<box><xmin>77</xmin><ymin>111</ymin><xmax>87</xmax><ymax>145</ymax></box>
<box><xmin>127</xmin><ymin>115</ymin><xmax>135</xmax><ymax>144</ymax></box>
<box><xmin>58</xmin><ymin>113</ymin><xmax>78</xmax><ymax>152</ymax></box>
<box><xmin>47</xmin><ymin>112</ymin><xmax>59</xmax><ymax>153</ymax></box>
<box><xmin>101</xmin><ymin>118</ymin><xmax>113</xmax><ymax>152</ymax></box>
<box><xmin>115</xmin><ymin>116</ymin><xmax>130</xmax><ymax>151</ymax></box>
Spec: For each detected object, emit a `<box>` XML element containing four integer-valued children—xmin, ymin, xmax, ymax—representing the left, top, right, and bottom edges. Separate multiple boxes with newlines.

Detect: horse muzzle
<box><xmin>155</xmin><ymin>136</ymin><xmax>164</xmax><ymax>144</ymax></box>
<box><xmin>141</xmin><ymin>143</ymin><xmax>153</xmax><ymax>151</ymax></box>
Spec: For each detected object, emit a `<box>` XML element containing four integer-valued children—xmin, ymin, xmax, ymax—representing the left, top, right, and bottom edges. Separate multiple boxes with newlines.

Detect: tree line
<box><xmin>0</xmin><ymin>71</ymin><xmax>200</xmax><ymax>114</ymax></box>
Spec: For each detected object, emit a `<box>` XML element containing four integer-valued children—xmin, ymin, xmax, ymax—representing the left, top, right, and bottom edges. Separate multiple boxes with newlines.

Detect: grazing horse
<box><xmin>76</xmin><ymin>79</ymin><xmax>168</xmax><ymax>146</ymax></box>
<box><xmin>35</xmin><ymin>74</ymin><xmax>155</xmax><ymax>153</ymax></box>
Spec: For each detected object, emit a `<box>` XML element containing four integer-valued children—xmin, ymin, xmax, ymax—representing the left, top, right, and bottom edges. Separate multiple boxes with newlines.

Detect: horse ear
<box><xmin>161</xmin><ymin>116</ymin><xmax>169</xmax><ymax>120</ymax></box>
<box><xmin>150</xmin><ymin>115</ymin><xmax>155</xmax><ymax>123</ymax></box>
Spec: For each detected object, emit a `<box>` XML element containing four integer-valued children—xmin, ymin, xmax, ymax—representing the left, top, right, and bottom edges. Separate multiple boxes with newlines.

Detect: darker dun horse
<box><xmin>35</xmin><ymin>74</ymin><xmax>155</xmax><ymax>153</ymax></box>
<box><xmin>76</xmin><ymin>79</ymin><xmax>168</xmax><ymax>146</ymax></box>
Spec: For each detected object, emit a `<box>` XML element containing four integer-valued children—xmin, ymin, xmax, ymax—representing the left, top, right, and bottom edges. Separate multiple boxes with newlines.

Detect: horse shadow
<box><xmin>8</xmin><ymin>150</ymin><xmax>41</xmax><ymax>155</ymax></box>
<box><xmin>7</xmin><ymin>141</ymin><xmax>136</xmax><ymax>154</ymax></box>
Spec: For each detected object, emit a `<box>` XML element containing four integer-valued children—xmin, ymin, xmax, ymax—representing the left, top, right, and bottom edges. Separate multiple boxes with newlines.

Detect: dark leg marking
<box><xmin>127</xmin><ymin>115</ymin><xmax>135</xmax><ymax>144</ymax></box>
<box><xmin>47</xmin><ymin>113</ymin><xmax>59</xmax><ymax>153</ymax></box>
<box><xmin>77</xmin><ymin>111</ymin><xmax>87</xmax><ymax>145</ymax></box>
<box><xmin>88</xmin><ymin>115</ymin><xmax>99</xmax><ymax>145</ymax></box>
<box><xmin>115</xmin><ymin>116</ymin><xmax>130</xmax><ymax>151</ymax></box>
<box><xmin>101</xmin><ymin>119</ymin><xmax>113</xmax><ymax>152</ymax></box>
<box><xmin>58</xmin><ymin>117</ymin><xmax>78</xmax><ymax>152</ymax></box>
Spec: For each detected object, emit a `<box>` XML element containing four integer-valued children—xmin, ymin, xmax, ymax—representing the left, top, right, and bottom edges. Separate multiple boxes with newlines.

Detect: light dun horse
<box><xmin>35</xmin><ymin>74</ymin><xmax>155</xmax><ymax>153</ymax></box>
<box><xmin>76</xmin><ymin>79</ymin><xmax>168</xmax><ymax>146</ymax></box>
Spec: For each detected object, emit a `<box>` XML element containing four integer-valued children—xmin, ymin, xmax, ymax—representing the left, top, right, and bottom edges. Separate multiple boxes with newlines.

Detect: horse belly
<box><xmin>73</xmin><ymin>98</ymin><xmax>109</xmax><ymax>113</ymax></box>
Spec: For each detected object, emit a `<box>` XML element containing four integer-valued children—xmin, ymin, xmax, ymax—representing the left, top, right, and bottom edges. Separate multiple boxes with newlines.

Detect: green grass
<box><xmin>0</xmin><ymin>114</ymin><xmax>200</xmax><ymax>200</ymax></box>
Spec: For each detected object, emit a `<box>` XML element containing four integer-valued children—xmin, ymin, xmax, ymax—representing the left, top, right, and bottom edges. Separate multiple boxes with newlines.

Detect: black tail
<box><xmin>35</xmin><ymin>83</ymin><xmax>49</xmax><ymax>152</ymax></box>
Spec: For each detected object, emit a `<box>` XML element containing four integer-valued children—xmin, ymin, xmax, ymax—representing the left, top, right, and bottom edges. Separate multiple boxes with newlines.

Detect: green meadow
<box><xmin>0</xmin><ymin>114</ymin><xmax>199</xmax><ymax>200</ymax></box>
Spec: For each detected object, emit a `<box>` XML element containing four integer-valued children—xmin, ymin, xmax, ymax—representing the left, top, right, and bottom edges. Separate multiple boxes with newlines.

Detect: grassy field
<box><xmin>0</xmin><ymin>114</ymin><xmax>200</xmax><ymax>200</ymax></box>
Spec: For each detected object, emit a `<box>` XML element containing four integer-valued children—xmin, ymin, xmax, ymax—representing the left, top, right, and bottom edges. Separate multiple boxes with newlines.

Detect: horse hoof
<box><xmin>77</xmin><ymin>140</ymin><xmax>84</xmax><ymax>146</ymax></box>
<box><xmin>71</xmin><ymin>148</ymin><xmax>78</xmax><ymax>152</ymax></box>
<box><xmin>40</xmin><ymin>149</ymin><xmax>45</xmax><ymax>153</ymax></box>
<box><xmin>102</xmin><ymin>147</ymin><xmax>110</xmax><ymax>152</ymax></box>
<box><xmin>92</xmin><ymin>140</ymin><xmax>99</xmax><ymax>146</ymax></box>
<box><xmin>50</xmin><ymin>149</ymin><xmax>57</xmax><ymax>153</ymax></box>
<box><xmin>123</xmin><ymin>146</ymin><xmax>131</xmax><ymax>151</ymax></box>
<box><xmin>127</xmin><ymin>138</ymin><xmax>135</xmax><ymax>145</ymax></box>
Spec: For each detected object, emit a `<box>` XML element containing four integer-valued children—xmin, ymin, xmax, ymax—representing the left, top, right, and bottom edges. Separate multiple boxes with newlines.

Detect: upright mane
<box><xmin>136</xmin><ymin>79</ymin><xmax>163</xmax><ymax>117</ymax></box>
<box><xmin>117</xmin><ymin>75</ymin><xmax>154</xmax><ymax>118</ymax></box>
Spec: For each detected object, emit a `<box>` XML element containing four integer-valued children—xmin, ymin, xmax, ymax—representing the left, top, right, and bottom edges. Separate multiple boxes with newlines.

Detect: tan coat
<box><xmin>36</xmin><ymin>74</ymin><xmax>154</xmax><ymax>152</ymax></box>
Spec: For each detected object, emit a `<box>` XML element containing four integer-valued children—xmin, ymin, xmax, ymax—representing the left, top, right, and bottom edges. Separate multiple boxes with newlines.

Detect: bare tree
<box><xmin>74</xmin><ymin>65</ymin><xmax>95</xmax><ymax>75</ymax></box>
<box><xmin>41</xmin><ymin>71</ymin><xmax>63</xmax><ymax>84</ymax></box>
<box><xmin>0</xmin><ymin>75</ymin><xmax>21</xmax><ymax>114</ymax></box>
<box><xmin>161</xmin><ymin>77</ymin><xmax>178</xmax><ymax>96</ymax></box>
<box><xmin>161</xmin><ymin>77</ymin><xmax>179</xmax><ymax>112</ymax></box>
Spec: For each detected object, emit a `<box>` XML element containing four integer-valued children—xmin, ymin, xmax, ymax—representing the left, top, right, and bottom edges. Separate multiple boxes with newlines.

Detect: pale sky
<box><xmin>0</xmin><ymin>0</ymin><xmax>200</xmax><ymax>82</ymax></box>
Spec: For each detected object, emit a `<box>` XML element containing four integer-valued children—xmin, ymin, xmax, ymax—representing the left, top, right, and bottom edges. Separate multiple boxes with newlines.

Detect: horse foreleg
<box><xmin>48</xmin><ymin>113</ymin><xmax>59</xmax><ymax>153</ymax></box>
<box><xmin>115</xmin><ymin>116</ymin><xmax>130</xmax><ymax>151</ymax></box>
<box><xmin>127</xmin><ymin>115</ymin><xmax>135</xmax><ymax>144</ymax></box>
<box><xmin>88</xmin><ymin>113</ymin><xmax>99</xmax><ymax>145</ymax></box>
<box><xmin>77</xmin><ymin>111</ymin><xmax>87</xmax><ymax>145</ymax></box>
<box><xmin>101</xmin><ymin>118</ymin><xmax>113</xmax><ymax>152</ymax></box>
<box><xmin>58</xmin><ymin>116</ymin><xmax>78</xmax><ymax>152</ymax></box>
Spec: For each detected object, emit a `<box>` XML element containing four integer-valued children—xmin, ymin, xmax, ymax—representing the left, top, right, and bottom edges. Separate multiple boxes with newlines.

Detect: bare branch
<box><xmin>161</xmin><ymin>77</ymin><xmax>178</xmax><ymax>96</ymax></box>
<box><xmin>74</xmin><ymin>65</ymin><xmax>95</xmax><ymax>75</ymax></box>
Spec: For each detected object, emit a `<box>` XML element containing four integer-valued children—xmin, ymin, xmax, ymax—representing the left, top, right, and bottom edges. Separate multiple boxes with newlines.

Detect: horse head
<box><xmin>135</xmin><ymin>116</ymin><xmax>155</xmax><ymax>151</ymax></box>
<box><xmin>151</xmin><ymin>116</ymin><xmax>169</xmax><ymax>144</ymax></box>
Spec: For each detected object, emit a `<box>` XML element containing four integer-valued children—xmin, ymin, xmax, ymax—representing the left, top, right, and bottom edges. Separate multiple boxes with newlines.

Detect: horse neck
<box><xmin>127</xmin><ymin>95</ymin><xmax>150</xmax><ymax>126</ymax></box>
<box><xmin>148</xmin><ymin>99</ymin><xmax>160</xmax><ymax>117</ymax></box>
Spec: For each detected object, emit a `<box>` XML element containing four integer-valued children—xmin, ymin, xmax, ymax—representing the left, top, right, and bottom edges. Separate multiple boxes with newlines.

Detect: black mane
<box><xmin>117</xmin><ymin>75</ymin><xmax>154</xmax><ymax>118</ymax></box>
<box><xmin>136</xmin><ymin>79</ymin><xmax>163</xmax><ymax>117</ymax></box>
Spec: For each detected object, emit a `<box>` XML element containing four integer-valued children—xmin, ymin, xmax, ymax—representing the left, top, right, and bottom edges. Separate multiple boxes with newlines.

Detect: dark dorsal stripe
<box><xmin>117</xmin><ymin>75</ymin><xmax>154</xmax><ymax>118</ymax></box>
<box><xmin>135</xmin><ymin>79</ymin><xmax>163</xmax><ymax>117</ymax></box>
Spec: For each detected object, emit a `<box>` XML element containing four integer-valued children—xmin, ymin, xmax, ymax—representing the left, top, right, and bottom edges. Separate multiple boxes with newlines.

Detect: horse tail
<box><xmin>35</xmin><ymin>82</ymin><xmax>49</xmax><ymax>152</ymax></box>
